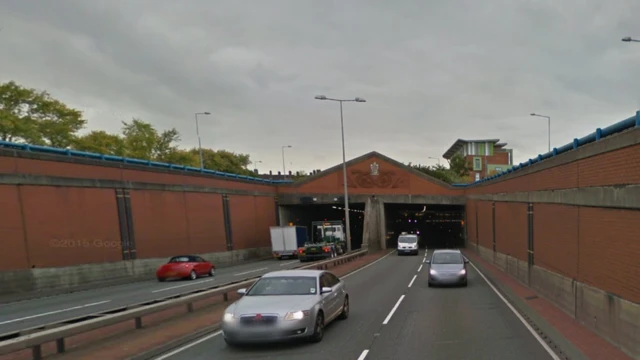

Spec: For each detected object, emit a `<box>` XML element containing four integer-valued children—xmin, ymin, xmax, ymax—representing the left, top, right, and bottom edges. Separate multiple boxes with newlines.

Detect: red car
<box><xmin>156</xmin><ymin>255</ymin><xmax>216</xmax><ymax>282</ymax></box>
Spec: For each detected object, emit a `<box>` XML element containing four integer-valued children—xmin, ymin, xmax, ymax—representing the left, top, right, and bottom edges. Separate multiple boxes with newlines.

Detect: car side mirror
<box><xmin>464</xmin><ymin>259</ymin><xmax>469</xmax><ymax>263</ymax></box>
<box><xmin>237</xmin><ymin>288</ymin><xmax>247</xmax><ymax>295</ymax></box>
<box><xmin>424</xmin><ymin>260</ymin><xmax>430</xmax><ymax>264</ymax></box>
<box><xmin>320</xmin><ymin>287</ymin><xmax>332</xmax><ymax>294</ymax></box>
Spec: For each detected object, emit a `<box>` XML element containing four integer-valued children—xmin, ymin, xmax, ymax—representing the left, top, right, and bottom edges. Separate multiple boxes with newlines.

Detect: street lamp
<box><xmin>252</xmin><ymin>160</ymin><xmax>262</xmax><ymax>173</ymax></box>
<box><xmin>314</xmin><ymin>94</ymin><xmax>366</xmax><ymax>252</ymax></box>
<box><xmin>281</xmin><ymin>146</ymin><xmax>292</xmax><ymax>179</ymax></box>
<box><xmin>530</xmin><ymin>113</ymin><xmax>551</xmax><ymax>152</ymax></box>
<box><xmin>194</xmin><ymin>112</ymin><xmax>211</xmax><ymax>169</ymax></box>
<box><xmin>428</xmin><ymin>157</ymin><xmax>440</xmax><ymax>165</ymax></box>
<box><xmin>622</xmin><ymin>36</ymin><xmax>640</xmax><ymax>42</ymax></box>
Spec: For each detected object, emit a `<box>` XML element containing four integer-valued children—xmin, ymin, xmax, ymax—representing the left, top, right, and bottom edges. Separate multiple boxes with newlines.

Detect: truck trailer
<box><xmin>270</xmin><ymin>226</ymin><xmax>308</xmax><ymax>259</ymax></box>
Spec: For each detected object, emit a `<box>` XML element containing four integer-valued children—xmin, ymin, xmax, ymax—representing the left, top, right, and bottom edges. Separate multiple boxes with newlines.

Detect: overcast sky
<box><xmin>1</xmin><ymin>0</ymin><xmax>638</xmax><ymax>174</ymax></box>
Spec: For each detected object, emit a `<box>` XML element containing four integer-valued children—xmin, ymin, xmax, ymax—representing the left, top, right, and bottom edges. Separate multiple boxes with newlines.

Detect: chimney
<box><xmin>269</xmin><ymin>170</ymin><xmax>272</xmax><ymax>175</ymax></box>
<box><xmin>288</xmin><ymin>170</ymin><xmax>292</xmax><ymax>175</ymax></box>
<box><xmin>277</xmin><ymin>171</ymin><xmax>281</xmax><ymax>175</ymax></box>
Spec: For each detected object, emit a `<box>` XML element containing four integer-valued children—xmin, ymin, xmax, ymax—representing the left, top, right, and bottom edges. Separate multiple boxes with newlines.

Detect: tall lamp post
<box><xmin>314</xmin><ymin>95</ymin><xmax>366</xmax><ymax>252</ymax></box>
<box><xmin>622</xmin><ymin>36</ymin><xmax>640</xmax><ymax>43</ymax></box>
<box><xmin>194</xmin><ymin>112</ymin><xmax>211</xmax><ymax>169</ymax></box>
<box><xmin>281</xmin><ymin>145</ymin><xmax>292</xmax><ymax>179</ymax></box>
<box><xmin>428</xmin><ymin>156</ymin><xmax>440</xmax><ymax>165</ymax></box>
<box><xmin>530</xmin><ymin>113</ymin><xmax>551</xmax><ymax>152</ymax></box>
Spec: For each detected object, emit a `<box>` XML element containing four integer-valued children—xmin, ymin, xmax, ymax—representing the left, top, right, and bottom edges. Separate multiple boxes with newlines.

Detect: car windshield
<box><xmin>399</xmin><ymin>236</ymin><xmax>417</xmax><ymax>243</ymax></box>
<box><xmin>246</xmin><ymin>276</ymin><xmax>317</xmax><ymax>296</ymax></box>
<box><xmin>168</xmin><ymin>256</ymin><xmax>190</xmax><ymax>263</ymax></box>
<box><xmin>432</xmin><ymin>253</ymin><xmax>463</xmax><ymax>264</ymax></box>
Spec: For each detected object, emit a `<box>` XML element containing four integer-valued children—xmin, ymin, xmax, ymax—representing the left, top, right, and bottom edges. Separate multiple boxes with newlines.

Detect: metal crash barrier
<box><xmin>0</xmin><ymin>249</ymin><xmax>368</xmax><ymax>359</ymax></box>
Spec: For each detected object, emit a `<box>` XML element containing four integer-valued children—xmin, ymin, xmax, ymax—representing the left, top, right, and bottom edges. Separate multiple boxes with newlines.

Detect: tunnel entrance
<box><xmin>384</xmin><ymin>204</ymin><xmax>465</xmax><ymax>250</ymax></box>
<box><xmin>280</xmin><ymin>204</ymin><xmax>366</xmax><ymax>250</ymax></box>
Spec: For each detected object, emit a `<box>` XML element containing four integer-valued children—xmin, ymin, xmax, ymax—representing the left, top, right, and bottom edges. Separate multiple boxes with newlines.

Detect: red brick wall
<box><xmin>495</xmin><ymin>202</ymin><xmax>528</xmax><ymax>261</ymax></box>
<box><xmin>476</xmin><ymin>201</ymin><xmax>493</xmax><ymax>249</ymax></box>
<box><xmin>533</xmin><ymin>204</ymin><xmax>579</xmax><ymax>279</ymax></box>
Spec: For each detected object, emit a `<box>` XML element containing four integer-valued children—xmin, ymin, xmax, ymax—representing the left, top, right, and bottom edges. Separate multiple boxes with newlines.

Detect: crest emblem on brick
<box><xmin>370</xmin><ymin>162</ymin><xmax>379</xmax><ymax>176</ymax></box>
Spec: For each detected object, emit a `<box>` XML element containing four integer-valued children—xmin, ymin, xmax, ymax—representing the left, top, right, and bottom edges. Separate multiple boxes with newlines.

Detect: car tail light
<box><xmin>298</xmin><ymin>248</ymin><xmax>304</xmax><ymax>254</ymax></box>
<box><xmin>323</xmin><ymin>247</ymin><xmax>330</xmax><ymax>252</ymax></box>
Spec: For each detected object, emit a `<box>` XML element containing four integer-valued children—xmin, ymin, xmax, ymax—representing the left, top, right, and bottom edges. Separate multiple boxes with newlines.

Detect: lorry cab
<box><xmin>397</xmin><ymin>232</ymin><xmax>419</xmax><ymax>255</ymax></box>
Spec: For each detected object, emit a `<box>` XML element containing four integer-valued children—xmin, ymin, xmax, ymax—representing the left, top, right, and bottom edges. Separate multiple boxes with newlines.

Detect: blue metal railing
<box><xmin>451</xmin><ymin>110</ymin><xmax>640</xmax><ymax>187</ymax></box>
<box><xmin>0</xmin><ymin>141</ymin><xmax>293</xmax><ymax>184</ymax></box>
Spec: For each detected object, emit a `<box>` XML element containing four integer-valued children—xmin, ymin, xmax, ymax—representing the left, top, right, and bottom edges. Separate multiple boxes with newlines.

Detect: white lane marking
<box><xmin>152</xmin><ymin>251</ymin><xmax>394</xmax><ymax>358</ymax></box>
<box><xmin>417</xmin><ymin>264</ymin><xmax>423</xmax><ymax>272</ymax></box>
<box><xmin>153</xmin><ymin>330</ymin><xmax>223</xmax><ymax>360</ymax></box>
<box><xmin>234</xmin><ymin>267</ymin><xmax>268</xmax><ymax>276</ymax></box>
<box><xmin>280</xmin><ymin>260</ymin><xmax>299</xmax><ymax>266</ymax></box>
<box><xmin>408</xmin><ymin>275</ymin><xmax>417</xmax><ymax>288</ymax></box>
<box><xmin>341</xmin><ymin>250</ymin><xmax>395</xmax><ymax>279</ymax></box>
<box><xmin>382</xmin><ymin>295</ymin><xmax>405</xmax><ymax>325</ymax></box>
<box><xmin>0</xmin><ymin>300</ymin><xmax>111</xmax><ymax>325</ymax></box>
<box><xmin>152</xmin><ymin>279</ymin><xmax>215</xmax><ymax>293</ymax></box>
<box><xmin>357</xmin><ymin>349</ymin><xmax>369</xmax><ymax>360</ymax></box>
<box><xmin>468</xmin><ymin>261</ymin><xmax>561</xmax><ymax>360</ymax></box>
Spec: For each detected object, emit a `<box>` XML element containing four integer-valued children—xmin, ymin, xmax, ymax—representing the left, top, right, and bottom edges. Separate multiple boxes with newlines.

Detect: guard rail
<box><xmin>0</xmin><ymin>249</ymin><xmax>368</xmax><ymax>359</ymax></box>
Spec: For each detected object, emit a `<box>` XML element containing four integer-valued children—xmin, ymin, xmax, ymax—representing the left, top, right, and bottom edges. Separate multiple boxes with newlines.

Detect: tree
<box><xmin>0</xmin><ymin>81</ymin><xmax>39</xmax><ymax>142</ymax></box>
<box><xmin>0</xmin><ymin>81</ymin><xmax>86</xmax><ymax>146</ymax></box>
<box><xmin>447</xmin><ymin>153</ymin><xmax>472</xmax><ymax>178</ymax></box>
<box><xmin>73</xmin><ymin>130</ymin><xmax>126</xmax><ymax>156</ymax></box>
<box><xmin>197</xmin><ymin>148</ymin><xmax>253</xmax><ymax>176</ymax></box>
<box><xmin>2</xmin><ymin>80</ymin><xmax>258</xmax><ymax>177</ymax></box>
<box><xmin>120</xmin><ymin>118</ymin><xmax>181</xmax><ymax>161</ymax></box>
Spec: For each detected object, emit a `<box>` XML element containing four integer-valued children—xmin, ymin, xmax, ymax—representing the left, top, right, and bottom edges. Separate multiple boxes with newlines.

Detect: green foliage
<box><xmin>0</xmin><ymin>81</ymin><xmax>87</xmax><ymax>147</ymax></box>
<box><xmin>0</xmin><ymin>80</ymin><xmax>256</xmax><ymax>177</ymax></box>
<box><xmin>408</xmin><ymin>155</ymin><xmax>473</xmax><ymax>184</ymax></box>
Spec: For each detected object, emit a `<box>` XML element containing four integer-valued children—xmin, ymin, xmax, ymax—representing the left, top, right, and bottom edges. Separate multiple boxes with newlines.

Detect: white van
<box><xmin>397</xmin><ymin>233</ymin><xmax>419</xmax><ymax>255</ymax></box>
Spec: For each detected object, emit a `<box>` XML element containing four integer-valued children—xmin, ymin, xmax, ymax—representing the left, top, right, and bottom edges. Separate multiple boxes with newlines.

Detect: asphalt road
<box><xmin>0</xmin><ymin>258</ymin><xmax>303</xmax><ymax>335</ymax></box>
<box><xmin>153</xmin><ymin>250</ymin><xmax>560</xmax><ymax>360</ymax></box>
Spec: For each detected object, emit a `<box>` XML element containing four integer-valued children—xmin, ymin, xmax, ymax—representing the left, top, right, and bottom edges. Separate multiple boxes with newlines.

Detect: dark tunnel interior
<box><xmin>281</xmin><ymin>204</ymin><xmax>366</xmax><ymax>250</ymax></box>
<box><xmin>384</xmin><ymin>203</ymin><xmax>465</xmax><ymax>250</ymax></box>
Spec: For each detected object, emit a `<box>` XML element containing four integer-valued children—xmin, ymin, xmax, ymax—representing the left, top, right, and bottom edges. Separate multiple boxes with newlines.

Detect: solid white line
<box><xmin>417</xmin><ymin>264</ymin><xmax>423</xmax><ymax>272</ymax></box>
<box><xmin>234</xmin><ymin>267</ymin><xmax>268</xmax><ymax>276</ymax></box>
<box><xmin>469</xmin><ymin>261</ymin><xmax>561</xmax><ymax>360</ymax></box>
<box><xmin>382</xmin><ymin>295</ymin><xmax>405</xmax><ymax>324</ymax></box>
<box><xmin>152</xmin><ymin>251</ymin><xmax>394</xmax><ymax>358</ymax></box>
<box><xmin>153</xmin><ymin>330</ymin><xmax>222</xmax><ymax>360</ymax></box>
<box><xmin>280</xmin><ymin>260</ymin><xmax>299</xmax><ymax>266</ymax></box>
<box><xmin>0</xmin><ymin>300</ymin><xmax>111</xmax><ymax>325</ymax></box>
<box><xmin>341</xmin><ymin>250</ymin><xmax>395</xmax><ymax>279</ymax></box>
<box><xmin>152</xmin><ymin>279</ymin><xmax>215</xmax><ymax>293</ymax></box>
<box><xmin>408</xmin><ymin>275</ymin><xmax>417</xmax><ymax>287</ymax></box>
<box><xmin>357</xmin><ymin>349</ymin><xmax>369</xmax><ymax>360</ymax></box>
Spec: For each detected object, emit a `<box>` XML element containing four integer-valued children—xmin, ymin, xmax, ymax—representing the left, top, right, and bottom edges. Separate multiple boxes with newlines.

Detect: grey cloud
<box><xmin>0</xmin><ymin>0</ymin><xmax>638</xmax><ymax>173</ymax></box>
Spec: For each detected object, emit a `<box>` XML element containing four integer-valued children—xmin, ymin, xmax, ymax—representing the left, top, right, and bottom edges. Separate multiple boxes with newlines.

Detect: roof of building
<box><xmin>287</xmin><ymin>150</ymin><xmax>453</xmax><ymax>189</ymax></box>
<box><xmin>442</xmin><ymin>138</ymin><xmax>502</xmax><ymax>159</ymax></box>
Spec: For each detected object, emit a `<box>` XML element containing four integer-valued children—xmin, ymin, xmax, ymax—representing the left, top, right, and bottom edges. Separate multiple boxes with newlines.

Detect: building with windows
<box><xmin>442</xmin><ymin>139</ymin><xmax>514</xmax><ymax>182</ymax></box>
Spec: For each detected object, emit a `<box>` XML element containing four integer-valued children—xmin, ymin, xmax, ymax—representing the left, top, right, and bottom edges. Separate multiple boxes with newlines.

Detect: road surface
<box><xmin>153</xmin><ymin>250</ymin><xmax>558</xmax><ymax>360</ymax></box>
<box><xmin>0</xmin><ymin>258</ymin><xmax>303</xmax><ymax>335</ymax></box>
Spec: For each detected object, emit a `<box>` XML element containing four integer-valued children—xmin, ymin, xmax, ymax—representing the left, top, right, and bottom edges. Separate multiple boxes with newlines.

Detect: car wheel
<box><xmin>157</xmin><ymin>277</ymin><xmax>165</xmax><ymax>282</ymax></box>
<box><xmin>338</xmin><ymin>296</ymin><xmax>349</xmax><ymax>320</ymax></box>
<box><xmin>309</xmin><ymin>312</ymin><xmax>324</xmax><ymax>343</ymax></box>
<box><xmin>209</xmin><ymin>268</ymin><xmax>215</xmax><ymax>277</ymax></box>
<box><xmin>462</xmin><ymin>280</ymin><xmax>468</xmax><ymax>287</ymax></box>
<box><xmin>428</xmin><ymin>281</ymin><xmax>432</xmax><ymax>287</ymax></box>
<box><xmin>189</xmin><ymin>270</ymin><xmax>197</xmax><ymax>280</ymax></box>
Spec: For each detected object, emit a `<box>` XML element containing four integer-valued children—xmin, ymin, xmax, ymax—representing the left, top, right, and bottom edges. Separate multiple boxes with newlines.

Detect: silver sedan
<box><xmin>221</xmin><ymin>269</ymin><xmax>349</xmax><ymax>346</ymax></box>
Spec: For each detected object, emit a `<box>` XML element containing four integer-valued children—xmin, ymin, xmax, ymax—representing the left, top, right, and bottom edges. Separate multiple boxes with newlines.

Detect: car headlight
<box><xmin>284</xmin><ymin>310</ymin><xmax>309</xmax><ymax>320</ymax></box>
<box><xmin>223</xmin><ymin>313</ymin><xmax>235</xmax><ymax>322</ymax></box>
<box><xmin>429</xmin><ymin>269</ymin><xmax>437</xmax><ymax>275</ymax></box>
<box><xmin>459</xmin><ymin>269</ymin><xmax>466</xmax><ymax>275</ymax></box>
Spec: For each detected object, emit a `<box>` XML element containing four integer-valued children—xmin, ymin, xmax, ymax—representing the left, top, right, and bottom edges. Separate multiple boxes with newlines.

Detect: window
<box><xmin>168</xmin><ymin>256</ymin><xmax>190</xmax><ymax>263</ymax></box>
<box><xmin>432</xmin><ymin>253</ymin><xmax>463</xmax><ymax>264</ymax></box>
<box><xmin>473</xmin><ymin>157</ymin><xmax>482</xmax><ymax>171</ymax></box>
<box><xmin>246</xmin><ymin>276</ymin><xmax>317</xmax><ymax>296</ymax></box>
<box><xmin>324</xmin><ymin>273</ymin><xmax>340</xmax><ymax>287</ymax></box>
<box><xmin>495</xmin><ymin>167</ymin><xmax>503</xmax><ymax>172</ymax></box>
<box><xmin>398</xmin><ymin>235</ymin><xmax>418</xmax><ymax>243</ymax></box>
